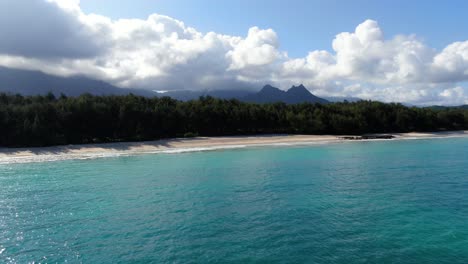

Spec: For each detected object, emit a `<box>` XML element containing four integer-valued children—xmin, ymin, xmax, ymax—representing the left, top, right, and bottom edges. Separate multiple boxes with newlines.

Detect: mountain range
<box><xmin>0</xmin><ymin>66</ymin><xmax>155</xmax><ymax>97</ymax></box>
<box><xmin>0</xmin><ymin>66</ymin><xmax>344</xmax><ymax>104</ymax></box>
<box><xmin>156</xmin><ymin>84</ymin><xmax>331</xmax><ymax>104</ymax></box>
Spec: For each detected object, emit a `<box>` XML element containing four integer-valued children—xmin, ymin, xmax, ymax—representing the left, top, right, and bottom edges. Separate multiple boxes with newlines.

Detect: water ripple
<box><xmin>1</xmin><ymin>138</ymin><xmax>468</xmax><ymax>263</ymax></box>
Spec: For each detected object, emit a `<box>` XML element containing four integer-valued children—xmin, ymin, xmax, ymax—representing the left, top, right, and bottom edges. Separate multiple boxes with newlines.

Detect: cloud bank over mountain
<box><xmin>0</xmin><ymin>0</ymin><xmax>467</xmax><ymax>105</ymax></box>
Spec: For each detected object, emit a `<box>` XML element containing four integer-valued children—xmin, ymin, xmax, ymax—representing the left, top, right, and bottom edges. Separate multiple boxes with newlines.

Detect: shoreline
<box><xmin>1</xmin><ymin>131</ymin><xmax>468</xmax><ymax>164</ymax></box>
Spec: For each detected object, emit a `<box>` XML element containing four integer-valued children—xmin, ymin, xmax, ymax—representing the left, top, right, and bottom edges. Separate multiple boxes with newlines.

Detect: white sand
<box><xmin>1</xmin><ymin>131</ymin><xmax>467</xmax><ymax>164</ymax></box>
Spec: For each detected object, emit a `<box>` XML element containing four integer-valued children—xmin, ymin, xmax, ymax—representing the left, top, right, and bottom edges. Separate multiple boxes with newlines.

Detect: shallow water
<box><xmin>1</xmin><ymin>138</ymin><xmax>468</xmax><ymax>263</ymax></box>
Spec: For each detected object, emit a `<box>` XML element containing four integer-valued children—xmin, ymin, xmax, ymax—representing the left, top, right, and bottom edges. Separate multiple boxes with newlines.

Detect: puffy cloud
<box><xmin>278</xmin><ymin>19</ymin><xmax>468</xmax><ymax>104</ymax></box>
<box><xmin>227</xmin><ymin>27</ymin><xmax>280</xmax><ymax>70</ymax></box>
<box><xmin>438</xmin><ymin>86</ymin><xmax>468</xmax><ymax>105</ymax></box>
<box><xmin>326</xmin><ymin>20</ymin><xmax>436</xmax><ymax>83</ymax></box>
<box><xmin>431</xmin><ymin>41</ymin><xmax>468</xmax><ymax>83</ymax></box>
<box><xmin>0</xmin><ymin>1</ymin><xmax>467</xmax><ymax>105</ymax></box>
<box><xmin>0</xmin><ymin>0</ymin><xmax>108</xmax><ymax>59</ymax></box>
<box><xmin>342</xmin><ymin>84</ymin><xmax>468</xmax><ymax>106</ymax></box>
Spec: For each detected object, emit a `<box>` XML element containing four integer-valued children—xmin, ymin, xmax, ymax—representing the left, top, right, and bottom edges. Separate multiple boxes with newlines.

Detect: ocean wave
<box><xmin>0</xmin><ymin>145</ymin><xmax>251</xmax><ymax>165</ymax></box>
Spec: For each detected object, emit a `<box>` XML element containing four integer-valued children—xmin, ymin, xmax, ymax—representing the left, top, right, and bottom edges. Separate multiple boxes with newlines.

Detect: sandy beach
<box><xmin>1</xmin><ymin>131</ymin><xmax>468</xmax><ymax>164</ymax></box>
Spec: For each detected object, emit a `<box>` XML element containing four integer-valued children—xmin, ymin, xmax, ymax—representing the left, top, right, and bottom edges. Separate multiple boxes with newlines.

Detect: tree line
<box><xmin>0</xmin><ymin>92</ymin><xmax>467</xmax><ymax>147</ymax></box>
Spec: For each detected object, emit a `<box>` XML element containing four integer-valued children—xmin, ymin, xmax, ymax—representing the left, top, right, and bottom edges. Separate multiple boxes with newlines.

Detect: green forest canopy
<box><xmin>0</xmin><ymin>92</ymin><xmax>467</xmax><ymax>147</ymax></box>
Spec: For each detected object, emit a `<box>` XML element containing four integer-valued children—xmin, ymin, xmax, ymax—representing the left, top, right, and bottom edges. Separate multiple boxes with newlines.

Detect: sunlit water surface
<box><xmin>1</xmin><ymin>138</ymin><xmax>468</xmax><ymax>263</ymax></box>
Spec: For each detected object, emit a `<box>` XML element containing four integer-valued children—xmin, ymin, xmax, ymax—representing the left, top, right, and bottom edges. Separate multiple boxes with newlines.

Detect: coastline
<box><xmin>1</xmin><ymin>131</ymin><xmax>468</xmax><ymax>164</ymax></box>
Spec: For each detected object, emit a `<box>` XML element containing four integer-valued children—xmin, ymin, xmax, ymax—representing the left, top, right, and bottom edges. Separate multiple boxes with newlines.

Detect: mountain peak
<box><xmin>261</xmin><ymin>84</ymin><xmax>281</xmax><ymax>92</ymax></box>
<box><xmin>259</xmin><ymin>84</ymin><xmax>284</xmax><ymax>95</ymax></box>
<box><xmin>288</xmin><ymin>84</ymin><xmax>308</xmax><ymax>93</ymax></box>
<box><xmin>292</xmin><ymin>84</ymin><xmax>306</xmax><ymax>89</ymax></box>
<box><xmin>285</xmin><ymin>84</ymin><xmax>329</xmax><ymax>104</ymax></box>
<box><xmin>243</xmin><ymin>84</ymin><xmax>328</xmax><ymax>104</ymax></box>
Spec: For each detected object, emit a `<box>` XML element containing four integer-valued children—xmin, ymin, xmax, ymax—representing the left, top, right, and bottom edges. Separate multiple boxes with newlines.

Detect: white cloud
<box><xmin>227</xmin><ymin>27</ymin><xmax>280</xmax><ymax>70</ymax></box>
<box><xmin>276</xmin><ymin>19</ymin><xmax>468</xmax><ymax>105</ymax></box>
<box><xmin>431</xmin><ymin>41</ymin><xmax>468</xmax><ymax>83</ymax></box>
<box><xmin>0</xmin><ymin>1</ymin><xmax>467</xmax><ymax>105</ymax></box>
<box><xmin>0</xmin><ymin>0</ymin><xmax>108</xmax><ymax>59</ymax></box>
<box><xmin>438</xmin><ymin>86</ymin><xmax>468</xmax><ymax>105</ymax></box>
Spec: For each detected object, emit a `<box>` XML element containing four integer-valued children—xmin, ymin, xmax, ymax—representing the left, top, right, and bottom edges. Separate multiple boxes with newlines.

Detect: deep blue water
<box><xmin>1</xmin><ymin>138</ymin><xmax>468</xmax><ymax>263</ymax></box>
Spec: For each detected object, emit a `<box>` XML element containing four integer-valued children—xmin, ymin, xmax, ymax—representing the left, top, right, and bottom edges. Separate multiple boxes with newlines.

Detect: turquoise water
<box><xmin>1</xmin><ymin>138</ymin><xmax>468</xmax><ymax>263</ymax></box>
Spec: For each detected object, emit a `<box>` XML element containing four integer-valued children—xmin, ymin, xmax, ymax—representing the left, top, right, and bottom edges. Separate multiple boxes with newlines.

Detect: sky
<box><xmin>79</xmin><ymin>0</ymin><xmax>468</xmax><ymax>58</ymax></box>
<box><xmin>0</xmin><ymin>0</ymin><xmax>467</xmax><ymax>105</ymax></box>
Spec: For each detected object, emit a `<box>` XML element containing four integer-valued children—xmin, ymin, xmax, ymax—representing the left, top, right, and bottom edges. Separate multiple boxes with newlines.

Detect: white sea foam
<box><xmin>0</xmin><ymin>145</ymin><xmax>252</xmax><ymax>165</ymax></box>
<box><xmin>156</xmin><ymin>144</ymin><xmax>248</xmax><ymax>154</ymax></box>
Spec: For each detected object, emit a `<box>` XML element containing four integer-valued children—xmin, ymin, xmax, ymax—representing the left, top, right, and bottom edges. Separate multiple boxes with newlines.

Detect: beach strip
<box><xmin>1</xmin><ymin>131</ymin><xmax>467</xmax><ymax>164</ymax></box>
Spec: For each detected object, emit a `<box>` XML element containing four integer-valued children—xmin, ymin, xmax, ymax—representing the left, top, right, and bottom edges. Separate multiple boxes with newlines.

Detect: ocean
<box><xmin>1</xmin><ymin>137</ymin><xmax>468</xmax><ymax>263</ymax></box>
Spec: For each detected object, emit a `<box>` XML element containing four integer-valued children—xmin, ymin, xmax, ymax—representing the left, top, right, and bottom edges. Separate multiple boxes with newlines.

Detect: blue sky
<box><xmin>80</xmin><ymin>0</ymin><xmax>467</xmax><ymax>58</ymax></box>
